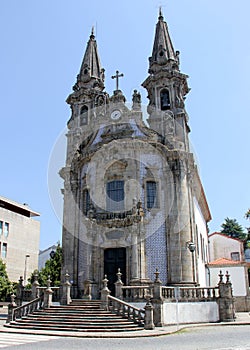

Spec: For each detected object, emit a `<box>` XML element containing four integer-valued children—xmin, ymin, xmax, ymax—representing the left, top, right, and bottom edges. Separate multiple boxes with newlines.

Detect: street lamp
<box><xmin>186</xmin><ymin>241</ymin><xmax>196</xmax><ymax>253</ymax></box>
<box><xmin>24</xmin><ymin>254</ymin><xmax>30</xmax><ymax>286</ymax></box>
<box><xmin>50</xmin><ymin>250</ymin><xmax>56</xmax><ymax>259</ymax></box>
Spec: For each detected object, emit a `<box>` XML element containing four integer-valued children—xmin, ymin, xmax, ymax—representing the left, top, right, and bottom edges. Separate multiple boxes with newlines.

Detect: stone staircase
<box><xmin>5</xmin><ymin>300</ymin><xmax>143</xmax><ymax>332</ymax></box>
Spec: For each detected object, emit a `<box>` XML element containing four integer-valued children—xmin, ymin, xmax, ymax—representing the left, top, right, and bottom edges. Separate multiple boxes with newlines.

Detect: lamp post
<box><xmin>24</xmin><ymin>254</ymin><xmax>30</xmax><ymax>286</ymax></box>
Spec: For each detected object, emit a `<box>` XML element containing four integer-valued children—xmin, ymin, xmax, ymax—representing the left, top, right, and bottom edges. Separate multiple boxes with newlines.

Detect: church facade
<box><xmin>60</xmin><ymin>10</ymin><xmax>211</xmax><ymax>298</ymax></box>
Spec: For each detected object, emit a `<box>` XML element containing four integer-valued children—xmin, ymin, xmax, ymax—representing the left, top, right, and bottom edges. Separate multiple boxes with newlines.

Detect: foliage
<box><xmin>0</xmin><ymin>259</ymin><xmax>12</xmax><ymax>301</ymax></box>
<box><xmin>245</xmin><ymin>209</ymin><xmax>250</xmax><ymax>220</ymax></box>
<box><xmin>220</xmin><ymin>217</ymin><xmax>246</xmax><ymax>241</ymax></box>
<box><xmin>28</xmin><ymin>243</ymin><xmax>62</xmax><ymax>287</ymax></box>
<box><xmin>244</xmin><ymin>209</ymin><xmax>250</xmax><ymax>247</ymax></box>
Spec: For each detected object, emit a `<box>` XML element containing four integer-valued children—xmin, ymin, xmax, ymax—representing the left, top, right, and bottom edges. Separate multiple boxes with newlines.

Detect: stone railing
<box><xmin>161</xmin><ymin>286</ymin><xmax>219</xmax><ymax>302</ymax></box>
<box><xmin>112</xmin><ymin>268</ymin><xmax>235</xmax><ymax>326</ymax></box>
<box><xmin>108</xmin><ymin>295</ymin><xmax>145</xmax><ymax>326</ymax></box>
<box><xmin>6</xmin><ymin>295</ymin><xmax>43</xmax><ymax>323</ymax></box>
<box><xmin>122</xmin><ymin>286</ymin><xmax>153</xmax><ymax>301</ymax></box>
<box><xmin>101</xmin><ymin>275</ymin><xmax>154</xmax><ymax>330</ymax></box>
<box><xmin>12</xmin><ymin>297</ymin><xmax>42</xmax><ymax>322</ymax></box>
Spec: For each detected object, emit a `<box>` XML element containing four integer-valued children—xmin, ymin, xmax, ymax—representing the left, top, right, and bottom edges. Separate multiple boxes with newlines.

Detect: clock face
<box><xmin>110</xmin><ymin>110</ymin><xmax>121</xmax><ymax>120</ymax></box>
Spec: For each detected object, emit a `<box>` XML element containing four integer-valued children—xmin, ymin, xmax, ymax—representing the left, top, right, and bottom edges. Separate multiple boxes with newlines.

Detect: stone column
<box><xmin>115</xmin><ymin>268</ymin><xmax>124</xmax><ymax>299</ymax></box>
<box><xmin>218</xmin><ymin>271</ymin><xmax>235</xmax><ymax>322</ymax></box>
<box><xmin>43</xmin><ymin>276</ymin><xmax>53</xmax><ymax>309</ymax></box>
<box><xmin>131</xmin><ymin>232</ymin><xmax>139</xmax><ymax>281</ymax></box>
<box><xmin>61</xmin><ymin>272</ymin><xmax>72</xmax><ymax>305</ymax></box>
<box><xmin>152</xmin><ymin>269</ymin><xmax>164</xmax><ymax>327</ymax></box>
<box><xmin>169</xmin><ymin>157</ymin><xmax>194</xmax><ymax>285</ymax></box>
<box><xmin>100</xmin><ymin>275</ymin><xmax>110</xmax><ymax>310</ymax></box>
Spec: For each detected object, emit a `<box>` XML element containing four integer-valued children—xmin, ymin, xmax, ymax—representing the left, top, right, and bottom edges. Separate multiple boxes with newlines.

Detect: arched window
<box><xmin>106</xmin><ymin>180</ymin><xmax>124</xmax><ymax>212</ymax></box>
<box><xmin>80</xmin><ymin>105</ymin><xmax>88</xmax><ymax>125</ymax></box>
<box><xmin>160</xmin><ymin>89</ymin><xmax>170</xmax><ymax>110</ymax></box>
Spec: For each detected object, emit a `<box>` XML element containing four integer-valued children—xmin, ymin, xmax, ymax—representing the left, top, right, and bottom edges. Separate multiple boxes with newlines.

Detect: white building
<box><xmin>0</xmin><ymin>195</ymin><xmax>40</xmax><ymax>283</ymax></box>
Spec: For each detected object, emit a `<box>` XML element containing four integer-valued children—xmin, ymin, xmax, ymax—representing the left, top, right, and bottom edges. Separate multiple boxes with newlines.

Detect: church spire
<box><xmin>73</xmin><ymin>27</ymin><xmax>105</xmax><ymax>91</ymax></box>
<box><xmin>142</xmin><ymin>10</ymin><xmax>190</xmax><ymax>147</ymax></box>
<box><xmin>149</xmin><ymin>9</ymin><xmax>179</xmax><ymax>71</ymax></box>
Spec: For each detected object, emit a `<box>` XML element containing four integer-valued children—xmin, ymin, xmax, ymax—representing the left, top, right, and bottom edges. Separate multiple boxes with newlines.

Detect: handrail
<box><xmin>108</xmin><ymin>295</ymin><xmax>145</xmax><ymax>326</ymax></box>
<box><xmin>12</xmin><ymin>297</ymin><xmax>42</xmax><ymax>322</ymax></box>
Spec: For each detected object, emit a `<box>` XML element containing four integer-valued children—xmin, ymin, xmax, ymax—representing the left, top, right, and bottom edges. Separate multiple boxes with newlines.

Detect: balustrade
<box><xmin>161</xmin><ymin>286</ymin><xmax>219</xmax><ymax>302</ymax></box>
<box><xmin>121</xmin><ymin>285</ymin><xmax>153</xmax><ymax>301</ymax></box>
<box><xmin>108</xmin><ymin>295</ymin><xmax>145</xmax><ymax>327</ymax></box>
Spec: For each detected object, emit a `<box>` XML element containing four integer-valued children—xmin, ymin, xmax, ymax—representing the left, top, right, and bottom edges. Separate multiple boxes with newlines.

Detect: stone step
<box><xmin>5</xmin><ymin>323</ymin><xmax>142</xmax><ymax>332</ymax></box>
<box><xmin>70</xmin><ymin>299</ymin><xmax>101</xmax><ymax>305</ymax></box>
<box><xmin>33</xmin><ymin>311</ymin><xmax>115</xmax><ymax>317</ymax></box>
<box><xmin>14</xmin><ymin>319</ymin><xmax>138</xmax><ymax>327</ymax></box>
<box><xmin>26</xmin><ymin>314</ymin><xmax>126</xmax><ymax>321</ymax></box>
<box><xmin>6</xmin><ymin>300</ymin><xmax>144</xmax><ymax>332</ymax></box>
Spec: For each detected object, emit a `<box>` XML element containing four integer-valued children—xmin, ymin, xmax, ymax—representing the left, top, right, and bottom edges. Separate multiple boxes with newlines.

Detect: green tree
<box><xmin>29</xmin><ymin>243</ymin><xmax>62</xmax><ymax>287</ymax></box>
<box><xmin>220</xmin><ymin>217</ymin><xmax>246</xmax><ymax>240</ymax></box>
<box><xmin>0</xmin><ymin>259</ymin><xmax>11</xmax><ymax>301</ymax></box>
<box><xmin>245</xmin><ymin>209</ymin><xmax>250</xmax><ymax>220</ymax></box>
<box><xmin>244</xmin><ymin>209</ymin><xmax>250</xmax><ymax>248</ymax></box>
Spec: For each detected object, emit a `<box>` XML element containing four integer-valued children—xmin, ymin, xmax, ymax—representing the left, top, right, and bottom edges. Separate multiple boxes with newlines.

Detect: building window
<box><xmin>3</xmin><ymin>222</ymin><xmax>9</xmax><ymax>238</ymax></box>
<box><xmin>0</xmin><ymin>221</ymin><xmax>2</xmax><ymax>235</ymax></box>
<box><xmin>231</xmin><ymin>252</ymin><xmax>240</xmax><ymax>261</ymax></box>
<box><xmin>106</xmin><ymin>180</ymin><xmax>124</xmax><ymax>211</ymax></box>
<box><xmin>160</xmin><ymin>89</ymin><xmax>170</xmax><ymax>110</ymax></box>
<box><xmin>2</xmin><ymin>243</ymin><xmax>7</xmax><ymax>259</ymax></box>
<box><xmin>80</xmin><ymin>105</ymin><xmax>88</xmax><ymax>125</ymax></box>
<box><xmin>146</xmin><ymin>181</ymin><xmax>159</xmax><ymax>209</ymax></box>
<box><xmin>83</xmin><ymin>189</ymin><xmax>91</xmax><ymax>215</ymax></box>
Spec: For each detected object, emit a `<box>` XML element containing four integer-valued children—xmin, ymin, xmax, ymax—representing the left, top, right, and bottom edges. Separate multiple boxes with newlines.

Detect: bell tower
<box><xmin>66</xmin><ymin>27</ymin><xmax>108</xmax><ymax>134</ymax></box>
<box><xmin>142</xmin><ymin>9</ymin><xmax>191</xmax><ymax>152</ymax></box>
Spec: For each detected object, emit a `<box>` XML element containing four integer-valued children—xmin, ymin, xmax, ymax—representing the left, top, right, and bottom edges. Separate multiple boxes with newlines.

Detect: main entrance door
<box><xmin>104</xmin><ymin>248</ymin><xmax>126</xmax><ymax>296</ymax></box>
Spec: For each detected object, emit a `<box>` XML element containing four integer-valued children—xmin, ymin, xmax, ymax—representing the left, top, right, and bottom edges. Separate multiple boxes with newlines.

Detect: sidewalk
<box><xmin>0</xmin><ymin>309</ymin><xmax>249</xmax><ymax>338</ymax></box>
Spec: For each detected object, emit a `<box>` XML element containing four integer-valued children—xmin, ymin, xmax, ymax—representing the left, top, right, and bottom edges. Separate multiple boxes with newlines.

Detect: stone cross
<box><xmin>111</xmin><ymin>70</ymin><xmax>124</xmax><ymax>91</ymax></box>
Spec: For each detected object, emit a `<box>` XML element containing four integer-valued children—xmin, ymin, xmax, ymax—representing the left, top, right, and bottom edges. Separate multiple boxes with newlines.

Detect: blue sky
<box><xmin>1</xmin><ymin>0</ymin><xmax>250</xmax><ymax>250</ymax></box>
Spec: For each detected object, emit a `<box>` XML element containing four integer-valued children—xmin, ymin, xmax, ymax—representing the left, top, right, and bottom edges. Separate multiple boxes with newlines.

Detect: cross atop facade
<box><xmin>111</xmin><ymin>70</ymin><xmax>124</xmax><ymax>91</ymax></box>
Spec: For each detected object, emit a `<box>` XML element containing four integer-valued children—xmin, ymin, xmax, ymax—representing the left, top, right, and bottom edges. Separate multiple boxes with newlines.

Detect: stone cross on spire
<box><xmin>111</xmin><ymin>70</ymin><xmax>124</xmax><ymax>91</ymax></box>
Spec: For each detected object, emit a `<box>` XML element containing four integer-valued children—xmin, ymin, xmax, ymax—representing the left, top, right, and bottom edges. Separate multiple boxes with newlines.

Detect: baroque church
<box><xmin>60</xmin><ymin>10</ymin><xmax>211</xmax><ymax>299</ymax></box>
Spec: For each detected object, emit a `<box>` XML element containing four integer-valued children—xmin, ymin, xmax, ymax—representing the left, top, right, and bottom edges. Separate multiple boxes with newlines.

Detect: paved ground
<box><xmin>0</xmin><ymin>307</ymin><xmax>249</xmax><ymax>338</ymax></box>
<box><xmin>0</xmin><ymin>325</ymin><xmax>249</xmax><ymax>349</ymax></box>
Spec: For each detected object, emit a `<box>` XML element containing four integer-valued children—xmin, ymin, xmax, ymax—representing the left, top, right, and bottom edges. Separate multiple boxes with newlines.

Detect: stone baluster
<box><xmin>144</xmin><ymin>297</ymin><xmax>155</xmax><ymax>330</ymax></box>
<box><xmin>31</xmin><ymin>271</ymin><xmax>40</xmax><ymax>299</ymax></box>
<box><xmin>100</xmin><ymin>275</ymin><xmax>110</xmax><ymax>310</ymax></box>
<box><xmin>217</xmin><ymin>271</ymin><xmax>235</xmax><ymax>322</ymax></box>
<box><xmin>43</xmin><ymin>276</ymin><xmax>53</xmax><ymax>309</ymax></box>
<box><xmin>6</xmin><ymin>292</ymin><xmax>17</xmax><ymax>323</ymax></box>
<box><xmin>115</xmin><ymin>268</ymin><xmax>124</xmax><ymax>299</ymax></box>
<box><xmin>61</xmin><ymin>272</ymin><xmax>72</xmax><ymax>305</ymax></box>
<box><xmin>152</xmin><ymin>268</ymin><xmax>164</xmax><ymax>327</ymax></box>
